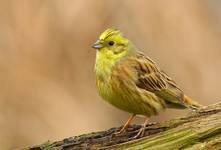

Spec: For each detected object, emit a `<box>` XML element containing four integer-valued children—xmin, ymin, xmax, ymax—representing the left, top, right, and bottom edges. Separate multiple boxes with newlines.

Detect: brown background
<box><xmin>0</xmin><ymin>0</ymin><xmax>221</xmax><ymax>149</ymax></box>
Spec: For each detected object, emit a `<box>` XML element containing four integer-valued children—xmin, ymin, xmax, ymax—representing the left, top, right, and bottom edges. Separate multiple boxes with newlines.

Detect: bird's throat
<box><xmin>95</xmin><ymin>51</ymin><xmax>115</xmax><ymax>80</ymax></box>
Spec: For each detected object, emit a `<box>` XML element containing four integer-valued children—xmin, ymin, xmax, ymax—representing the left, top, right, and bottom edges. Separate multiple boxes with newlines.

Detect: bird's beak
<box><xmin>92</xmin><ymin>40</ymin><xmax>103</xmax><ymax>49</ymax></box>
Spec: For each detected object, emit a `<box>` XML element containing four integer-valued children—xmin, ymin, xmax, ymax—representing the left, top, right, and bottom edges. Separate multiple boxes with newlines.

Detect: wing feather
<box><xmin>134</xmin><ymin>52</ymin><xmax>186</xmax><ymax>109</ymax></box>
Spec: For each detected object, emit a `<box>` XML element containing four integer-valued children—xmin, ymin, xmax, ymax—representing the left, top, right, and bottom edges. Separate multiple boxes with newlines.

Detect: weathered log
<box><xmin>22</xmin><ymin>102</ymin><xmax>221</xmax><ymax>150</ymax></box>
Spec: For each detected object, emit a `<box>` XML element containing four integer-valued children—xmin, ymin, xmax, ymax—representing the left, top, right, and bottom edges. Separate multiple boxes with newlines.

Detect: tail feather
<box><xmin>183</xmin><ymin>95</ymin><xmax>203</xmax><ymax>111</ymax></box>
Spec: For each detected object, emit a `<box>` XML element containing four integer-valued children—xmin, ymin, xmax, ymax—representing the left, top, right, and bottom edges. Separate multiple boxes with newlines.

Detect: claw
<box><xmin>133</xmin><ymin>117</ymin><xmax>149</xmax><ymax>139</ymax></box>
<box><xmin>133</xmin><ymin>127</ymin><xmax>145</xmax><ymax>139</ymax></box>
<box><xmin>114</xmin><ymin>114</ymin><xmax>135</xmax><ymax>136</ymax></box>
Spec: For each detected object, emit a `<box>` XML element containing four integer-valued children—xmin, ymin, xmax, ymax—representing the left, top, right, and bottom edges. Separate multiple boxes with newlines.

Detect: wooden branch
<box><xmin>22</xmin><ymin>102</ymin><xmax>221</xmax><ymax>150</ymax></box>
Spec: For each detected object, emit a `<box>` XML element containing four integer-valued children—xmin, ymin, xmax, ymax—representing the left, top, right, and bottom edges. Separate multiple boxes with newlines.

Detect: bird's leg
<box><xmin>115</xmin><ymin>114</ymin><xmax>136</xmax><ymax>135</ymax></box>
<box><xmin>133</xmin><ymin>117</ymin><xmax>149</xmax><ymax>139</ymax></box>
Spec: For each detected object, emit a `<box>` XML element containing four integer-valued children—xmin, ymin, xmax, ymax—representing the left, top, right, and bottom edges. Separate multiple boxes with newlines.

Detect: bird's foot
<box><xmin>113</xmin><ymin>127</ymin><xmax>126</xmax><ymax>136</ymax></box>
<box><xmin>132</xmin><ymin>117</ymin><xmax>149</xmax><ymax>139</ymax></box>
<box><xmin>113</xmin><ymin>114</ymin><xmax>136</xmax><ymax>136</ymax></box>
<box><xmin>133</xmin><ymin>126</ymin><xmax>145</xmax><ymax>139</ymax></box>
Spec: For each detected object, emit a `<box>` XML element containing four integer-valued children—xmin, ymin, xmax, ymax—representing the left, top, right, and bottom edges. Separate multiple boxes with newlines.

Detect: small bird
<box><xmin>92</xmin><ymin>28</ymin><xmax>202</xmax><ymax>138</ymax></box>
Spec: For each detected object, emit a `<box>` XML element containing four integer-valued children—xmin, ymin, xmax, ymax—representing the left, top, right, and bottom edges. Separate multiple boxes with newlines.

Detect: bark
<box><xmin>23</xmin><ymin>102</ymin><xmax>221</xmax><ymax>150</ymax></box>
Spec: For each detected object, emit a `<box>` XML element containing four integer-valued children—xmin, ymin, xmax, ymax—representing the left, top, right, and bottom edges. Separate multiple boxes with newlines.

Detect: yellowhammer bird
<box><xmin>92</xmin><ymin>28</ymin><xmax>202</xmax><ymax>138</ymax></box>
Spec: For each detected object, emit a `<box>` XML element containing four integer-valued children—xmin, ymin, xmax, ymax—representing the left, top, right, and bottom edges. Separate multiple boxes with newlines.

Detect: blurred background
<box><xmin>1</xmin><ymin>0</ymin><xmax>221</xmax><ymax>149</ymax></box>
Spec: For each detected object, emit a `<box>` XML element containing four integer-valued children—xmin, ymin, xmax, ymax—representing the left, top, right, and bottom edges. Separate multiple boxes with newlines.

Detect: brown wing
<box><xmin>134</xmin><ymin>52</ymin><xmax>187</xmax><ymax>109</ymax></box>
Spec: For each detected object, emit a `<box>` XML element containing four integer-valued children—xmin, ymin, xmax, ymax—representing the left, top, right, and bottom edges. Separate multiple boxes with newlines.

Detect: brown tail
<box><xmin>183</xmin><ymin>95</ymin><xmax>203</xmax><ymax>110</ymax></box>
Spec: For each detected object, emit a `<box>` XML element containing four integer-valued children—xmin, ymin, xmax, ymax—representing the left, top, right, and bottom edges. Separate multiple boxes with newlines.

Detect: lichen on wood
<box><xmin>23</xmin><ymin>102</ymin><xmax>221</xmax><ymax>150</ymax></box>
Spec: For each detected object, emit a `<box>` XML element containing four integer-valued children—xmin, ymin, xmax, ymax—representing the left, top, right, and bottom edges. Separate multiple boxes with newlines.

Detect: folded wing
<box><xmin>134</xmin><ymin>52</ymin><xmax>187</xmax><ymax>109</ymax></box>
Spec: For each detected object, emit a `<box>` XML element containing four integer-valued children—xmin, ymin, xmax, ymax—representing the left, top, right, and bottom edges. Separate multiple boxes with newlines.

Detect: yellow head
<box><xmin>92</xmin><ymin>28</ymin><xmax>135</xmax><ymax>61</ymax></box>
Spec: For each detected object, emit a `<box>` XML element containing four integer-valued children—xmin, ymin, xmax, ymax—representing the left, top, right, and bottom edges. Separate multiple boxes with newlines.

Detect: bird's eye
<box><xmin>108</xmin><ymin>41</ymin><xmax>115</xmax><ymax>46</ymax></box>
